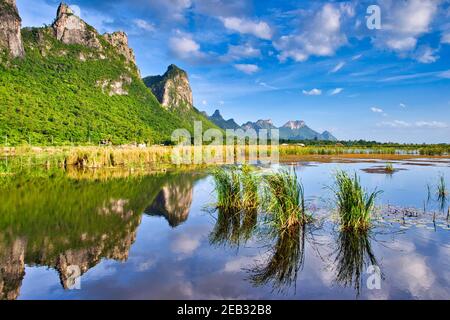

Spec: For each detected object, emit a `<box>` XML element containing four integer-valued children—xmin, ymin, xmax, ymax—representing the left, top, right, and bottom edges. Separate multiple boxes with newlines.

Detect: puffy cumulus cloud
<box><xmin>302</xmin><ymin>88</ymin><xmax>322</xmax><ymax>96</ymax></box>
<box><xmin>234</xmin><ymin>63</ymin><xmax>260</xmax><ymax>74</ymax></box>
<box><xmin>274</xmin><ymin>3</ymin><xmax>353</xmax><ymax>62</ymax></box>
<box><xmin>221</xmin><ymin>17</ymin><xmax>273</xmax><ymax>40</ymax></box>
<box><xmin>169</xmin><ymin>32</ymin><xmax>207</xmax><ymax>61</ymax></box>
<box><xmin>373</xmin><ymin>0</ymin><xmax>440</xmax><ymax>53</ymax></box>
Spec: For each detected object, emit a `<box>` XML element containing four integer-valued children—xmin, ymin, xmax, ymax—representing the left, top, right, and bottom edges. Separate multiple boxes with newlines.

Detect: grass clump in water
<box><xmin>331</xmin><ymin>171</ymin><xmax>381</xmax><ymax>233</ymax></box>
<box><xmin>212</xmin><ymin>166</ymin><xmax>242</xmax><ymax>212</ymax></box>
<box><xmin>264</xmin><ymin>168</ymin><xmax>310</xmax><ymax>230</ymax></box>
<box><xmin>385</xmin><ymin>163</ymin><xmax>394</xmax><ymax>173</ymax></box>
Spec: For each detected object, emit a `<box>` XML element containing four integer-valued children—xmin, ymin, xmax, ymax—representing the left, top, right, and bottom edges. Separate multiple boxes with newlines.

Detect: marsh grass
<box><xmin>331</xmin><ymin>171</ymin><xmax>381</xmax><ymax>232</ymax></box>
<box><xmin>212</xmin><ymin>166</ymin><xmax>242</xmax><ymax>212</ymax></box>
<box><xmin>264</xmin><ymin>169</ymin><xmax>310</xmax><ymax>231</ymax></box>
<box><xmin>385</xmin><ymin>163</ymin><xmax>394</xmax><ymax>173</ymax></box>
<box><xmin>241</xmin><ymin>165</ymin><xmax>260</xmax><ymax>211</ymax></box>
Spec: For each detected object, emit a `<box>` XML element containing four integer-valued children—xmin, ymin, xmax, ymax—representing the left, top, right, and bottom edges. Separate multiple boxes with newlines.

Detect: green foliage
<box><xmin>0</xmin><ymin>27</ymin><xmax>217</xmax><ymax>146</ymax></box>
<box><xmin>264</xmin><ymin>168</ymin><xmax>309</xmax><ymax>231</ymax></box>
<box><xmin>212</xmin><ymin>166</ymin><xmax>242</xmax><ymax>212</ymax></box>
<box><xmin>331</xmin><ymin>171</ymin><xmax>381</xmax><ymax>232</ymax></box>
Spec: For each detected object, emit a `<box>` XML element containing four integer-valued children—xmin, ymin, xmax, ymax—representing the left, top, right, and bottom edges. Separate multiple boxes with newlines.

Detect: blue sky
<box><xmin>16</xmin><ymin>0</ymin><xmax>450</xmax><ymax>143</ymax></box>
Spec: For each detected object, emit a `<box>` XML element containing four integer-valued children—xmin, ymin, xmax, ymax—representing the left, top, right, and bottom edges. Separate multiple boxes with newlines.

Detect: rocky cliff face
<box><xmin>143</xmin><ymin>64</ymin><xmax>194</xmax><ymax>110</ymax></box>
<box><xmin>52</xmin><ymin>3</ymin><xmax>102</xmax><ymax>49</ymax></box>
<box><xmin>104</xmin><ymin>31</ymin><xmax>136</xmax><ymax>66</ymax></box>
<box><xmin>0</xmin><ymin>0</ymin><xmax>24</xmax><ymax>58</ymax></box>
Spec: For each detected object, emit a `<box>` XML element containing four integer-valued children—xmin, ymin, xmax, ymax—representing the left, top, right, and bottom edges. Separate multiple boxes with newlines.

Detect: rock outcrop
<box><xmin>104</xmin><ymin>31</ymin><xmax>136</xmax><ymax>65</ymax></box>
<box><xmin>0</xmin><ymin>0</ymin><xmax>24</xmax><ymax>58</ymax></box>
<box><xmin>52</xmin><ymin>3</ymin><xmax>101</xmax><ymax>49</ymax></box>
<box><xmin>143</xmin><ymin>64</ymin><xmax>194</xmax><ymax>110</ymax></box>
<box><xmin>242</xmin><ymin>119</ymin><xmax>277</xmax><ymax>131</ymax></box>
<box><xmin>96</xmin><ymin>75</ymin><xmax>132</xmax><ymax>96</ymax></box>
<box><xmin>282</xmin><ymin>120</ymin><xmax>306</xmax><ymax>130</ymax></box>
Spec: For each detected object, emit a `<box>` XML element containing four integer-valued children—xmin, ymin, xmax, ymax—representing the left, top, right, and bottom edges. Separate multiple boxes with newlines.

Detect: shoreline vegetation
<box><xmin>1</xmin><ymin>144</ymin><xmax>450</xmax><ymax>173</ymax></box>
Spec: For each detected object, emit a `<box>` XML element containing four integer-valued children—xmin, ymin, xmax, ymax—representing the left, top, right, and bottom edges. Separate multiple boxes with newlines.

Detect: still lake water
<box><xmin>0</xmin><ymin>157</ymin><xmax>449</xmax><ymax>300</ymax></box>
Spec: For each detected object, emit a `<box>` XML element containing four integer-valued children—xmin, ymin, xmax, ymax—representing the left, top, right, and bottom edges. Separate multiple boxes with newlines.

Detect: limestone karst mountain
<box><xmin>0</xmin><ymin>2</ymin><xmax>216</xmax><ymax>145</ymax></box>
<box><xmin>208</xmin><ymin>109</ymin><xmax>241</xmax><ymax>130</ymax></box>
<box><xmin>0</xmin><ymin>0</ymin><xmax>24</xmax><ymax>58</ymax></box>
<box><xmin>209</xmin><ymin>110</ymin><xmax>337</xmax><ymax>141</ymax></box>
<box><xmin>143</xmin><ymin>64</ymin><xmax>194</xmax><ymax>110</ymax></box>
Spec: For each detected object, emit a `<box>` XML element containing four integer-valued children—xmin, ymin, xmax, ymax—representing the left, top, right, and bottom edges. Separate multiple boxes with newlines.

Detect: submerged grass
<box><xmin>437</xmin><ymin>174</ymin><xmax>448</xmax><ymax>200</ymax></box>
<box><xmin>331</xmin><ymin>171</ymin><xmax>381</xmax><ymax>233</ymax></box>
<box><xmin>264</xmin><ymin>169</ymin><xmax>310</xmax><ymax>231</ymax></box>
<box><xmin>385</xmin><ymin>163</ymin><xmax>394</xmax><ymax>173</ymax></box>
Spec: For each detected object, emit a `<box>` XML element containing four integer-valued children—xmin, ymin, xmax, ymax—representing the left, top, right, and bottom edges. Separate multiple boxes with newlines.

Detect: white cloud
<box><xmin>330</xmin><ymin>62</ymin><xmax>345</xmax><ymax>73</ymax></box>
<box><xmin>442</xmin><ymin>32</ymin><xmax>450</xmax><ymax>44</ymax></box>
<box><xmin>329</xmin><ymin>88</ymin><xmax>344</xmax><ymax>95</ymax></box>
<box><xmin>234</xmin><ymin>63</ymin><xmax>260</xmax><ymax>74</ymax></box>
<box><xmin>374</xmin><ymin>0</ymin><xmax>440</xmax><ymax>53</ymax></box>
<box><xmin>274</xmin><ymin>3</ymin><xmax>352</xmax><ymax>62</ymax></box>
<box><xmin>415</xmin><ymin>121</ymin><xmax>448</xmax><ymax>128</ymax></box>
<box><xmin>202</xmin><ymin>100</ymin><xmax>207</xmax><ymax>106</ymax></box>
<box><xmin>169</xmin><ymin>32</ymin><xmax>206</xmax><ymax>60</ymax></box>
<box><xmin>303</xmin><ymin>88</ymin><xmax>322</xmax><ymax>96</ymax></box>
<box><xmin>400</xmin><ymin>103</ymin><xmax>406</xmax><ymax>108</ymax></box>
<box><xmin>351</xmin><ymin>54</ymin><xmax>363</xmax><ymax>60</ymax></box>
<box><xmin>221</xmin><ymin>17</ymin><xmax>272</xmax><ymax>40</ymax></box>
<box><xmin>414</xmin><ymin>45</ymin><xmax>439</xmax><ymax>63</ymax></box>
<box><xmin>226</xmin><ymin>43</ymin><xmax>261</xmax><ymax>61</ymax></box>
<box><xmin>378</xmin><ymin>120</ymin><xmax>448</xmax><ymax>128</ymax></box>
<box><xmin>133</xmin><ymin>19</ymin><xmax>155</xmax><ymax>32</ymax></box>
<box><xmin>371</xmin><ymin>107</ymin><xmax>384</xmax><ymax>113</ymax></box>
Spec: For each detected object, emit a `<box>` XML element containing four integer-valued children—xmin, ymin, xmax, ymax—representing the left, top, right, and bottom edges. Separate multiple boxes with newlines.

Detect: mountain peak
<box><xmin>212</xmin><ymin>109</ymin><xmax>222</xmax><ymax>117</ymax></box>
<box><xmin>52</xmin><ymin>2</ymin><xmax>102</xmax><ymax>49</ymax></box>
<box><xmin>143</xmin><ymin>65</ymin><xmax>193</xmax><ymax>110</ymax></box>
<box><xmin>283</xmin><ymin>120</ymin><xmax>306</xmax><ymax>130</ymax></box>
<box><xmin>208</xmin><ymin>109</ymin><xmax>240</xmax><ymax>130</ymax></box>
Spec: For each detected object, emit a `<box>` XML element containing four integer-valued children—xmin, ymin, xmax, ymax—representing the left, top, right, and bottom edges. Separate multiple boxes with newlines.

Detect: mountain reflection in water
<box><xmin>0</xmin><ymin>170</ymin><xmax>199</xmax><ymax>300</ymax></box>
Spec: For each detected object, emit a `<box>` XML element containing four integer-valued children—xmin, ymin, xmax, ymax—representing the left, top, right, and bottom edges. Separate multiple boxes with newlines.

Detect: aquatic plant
<box><xmin>240</xmin><ymin>164</ymin><xmax>260</xmax><ymax>211</ymax></box>
<box><xmin>385</xmin><ymin>163</ymin><xmax>394</xmax><ymax>173</ymax></box>
<box><xmin>331</xmin><ymin>171</ymin><xmax>381</xmax><ymax>232</ymax></box>
<box><xmin>264</xmin><ymin>168</ymin><xmax>309</xmax><ymax>230</ymax></box>
<box><xmin>212</xmin><ymin>166</ymin><xmax>242</xmax><ymax>212</ymax></box>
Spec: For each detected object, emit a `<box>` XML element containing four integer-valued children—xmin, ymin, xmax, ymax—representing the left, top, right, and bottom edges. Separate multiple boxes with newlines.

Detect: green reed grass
<box><xmin>264</xmin><ymin>169</ymin><xmax>309</xmax><ymax>230</ymax></box>
<box><xmin>331</xmin><ymin>171</ymin><xmax>381</xmax><ymax>232</ymax></box>
<box><xmin>212</xmin><ymin>166</ymin><xmax>242</xmax><ymax>212</ymax></box>
<box><xmin>240</xmin><ymin>165</ymin><xmax>259</xmax><ymax>211</ymax></box>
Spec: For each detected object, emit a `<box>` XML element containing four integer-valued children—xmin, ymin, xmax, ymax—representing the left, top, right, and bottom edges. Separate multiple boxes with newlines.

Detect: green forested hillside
<box><xmin>0</xmin><ymin>27</ymin><xmax>217</xmax><ymax>146</ymax></box>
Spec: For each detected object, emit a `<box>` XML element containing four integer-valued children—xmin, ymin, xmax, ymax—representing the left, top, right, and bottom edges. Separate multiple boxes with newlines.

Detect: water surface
<box><xmin>0</xmin><ymin>158</ymin><xmax>449</xmax><ymax>300</ymax></box>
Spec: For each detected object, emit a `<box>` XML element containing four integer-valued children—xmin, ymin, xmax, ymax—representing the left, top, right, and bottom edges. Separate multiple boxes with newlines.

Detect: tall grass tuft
<box><xmin>212</xmin><ymin>166</ymin><xmax>242</xmax><ymax>212</ymax></box>
<box><xmin>240</xmin><ymin>165</ymin><xmax>259</xmax><ymax>211</ymax></box>
<box><xmin>331</xmin><ymin>171</ymin><xmax>381</xmax><ymax>232</ymax></box>
<box><xmin>264</xmin><ymin>168</ymin><xmax>309</xmax><ymax>230</ymax></box>
<box><xmin>385</xmin><ymin>163</ymin><xmax>394</xmax><ymax>173</ymax></box>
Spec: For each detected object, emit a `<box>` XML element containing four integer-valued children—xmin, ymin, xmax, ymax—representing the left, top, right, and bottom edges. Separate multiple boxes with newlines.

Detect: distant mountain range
<box><xmin>208</xmin><ymin>110</ymin><xmax>337</xmax><ymax>141</ymax></box>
